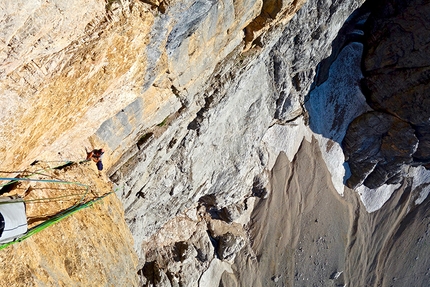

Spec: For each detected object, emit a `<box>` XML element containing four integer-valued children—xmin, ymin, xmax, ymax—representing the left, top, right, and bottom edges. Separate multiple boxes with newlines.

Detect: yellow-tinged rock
<box><xmin>0</xmin><ymin>163</ymin><xmax>139</xmax><ymax>286</ymax></box>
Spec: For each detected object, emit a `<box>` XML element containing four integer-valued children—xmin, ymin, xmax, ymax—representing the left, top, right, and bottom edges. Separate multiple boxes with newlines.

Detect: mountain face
<box><xmin>1</xmin><ymin>0</ymin><xmax>430</xmax><ymax>286</ymax></box>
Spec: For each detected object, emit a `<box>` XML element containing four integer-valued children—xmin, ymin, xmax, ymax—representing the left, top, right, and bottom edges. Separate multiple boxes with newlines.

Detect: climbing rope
<box><xmin>22</xmin><ymin>193</ymin><xmax>89</xmax><ymax>204</ymax></box>
<box><xmin>0</xmin><ymin>177</ymin><xmax>90</xmax><ymax>206</ymax></box>
<box><xmin>0</xmin><ymin>160</ymin><xmax>76</xmax><ymax>188</ymax></box>
<box><xmin>0</xmin><ymin>158</ymin><xmax>114</xmax><ymax>250</ymax></box>
<box><xmin>0</xmin><ymin>192</ymin><xmax>114</xmax><ymax>250</ymax></box>
<box><xmin>0</xmin><ymin>158</ymin><xmax>92</xmax><ymax>204</ymax></box>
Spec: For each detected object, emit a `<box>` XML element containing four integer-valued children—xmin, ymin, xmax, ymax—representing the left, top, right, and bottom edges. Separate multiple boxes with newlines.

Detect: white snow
<box><xmin>262</xmin><ymin>117</ymin><xmax>312</xmax><ymax>169</ymax></box>
<box><xmin>410</xmin><ymin>166</ymin><xmax>430</xmax><ymax>205</ymax></box>
<box><xmin>356</xmin><ymin>184</ymin><xmax>401</xmax><ymax>213</ymax></box>
<box><xmin>262</xmin><ymin>120</ymin><xmax>347</xmax><ymax>196</ymax></box>
<box><xmin>313</xmin><ymin>134</ymin><xmax>348</xmax><ymax>196</ymax></box>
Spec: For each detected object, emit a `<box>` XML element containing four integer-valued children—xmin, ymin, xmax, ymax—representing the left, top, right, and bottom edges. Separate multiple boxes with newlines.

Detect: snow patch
<box><xmin>262</xmin><ymin>117</ymin><xmax>312</xmax><ymax>169</ymax></box>
<box><xmin>262</xmin><ymin>119</ymin><xmax>346</xmax><ymax>195</ymax></box>
<box><xmin>313</xmin><ymin>134</ymin><xmax>347</xmax><ymax>196</ymax></box>
<box><xmin>356</xmin><ymin>184</ymin><xmax>400</xmax><ymax>213</ymax></box>
<box><xmin>410</xmin><ymin>166</ymin><xmax>430</xmax><ymax>205</ymax></box>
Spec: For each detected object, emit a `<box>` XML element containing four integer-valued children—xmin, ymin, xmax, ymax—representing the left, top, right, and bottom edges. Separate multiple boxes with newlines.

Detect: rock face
<box><xmin>344</xmin><ymin>0</ymin><xmax>430</xmax><ymax>188</ymax></box>
<box><xmin>2</xmin><ymin>0</ymin><xmax>430</xmax><ymax>286</ymax></box>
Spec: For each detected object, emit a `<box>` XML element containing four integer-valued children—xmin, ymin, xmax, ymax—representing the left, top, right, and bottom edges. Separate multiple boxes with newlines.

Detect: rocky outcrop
<box><xmin>109</xmin><ymin>0</ymin><xmax>366</xmax><ymax>279</ymax></box>
<box><xmin>216</xmin><ymin>232</ymin><xmax>245</xmax><ymax>262</ymax></box>
<box><xmin>343</xmin><ymin>0</ymin><xmax>430</xmax><ymax>188</ymax></box>
<box><xmin>343</xmin><ymin>112</ymin><xmax>418</xmax><ymax>189</ymax></box>
<box><xmin>134</xmin><ymin>201</ymin><xmax>250</xmax><ymax>286</ymax></box>
<box><xmin>1</xmin><ymin>0</ymin><xmax>370</xmax><ymax>284</ymax></box>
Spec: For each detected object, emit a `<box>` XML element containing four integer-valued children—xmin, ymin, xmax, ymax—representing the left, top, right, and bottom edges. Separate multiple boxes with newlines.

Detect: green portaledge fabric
<box><xmin>0</xmin><ymin>192</ymin><xmax>113</xmax><ymax>250</ymax></box>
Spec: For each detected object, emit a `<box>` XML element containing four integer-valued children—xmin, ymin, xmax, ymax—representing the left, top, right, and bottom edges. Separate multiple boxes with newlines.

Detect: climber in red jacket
<box><xmin>86</xmin><ymin>148</ymin><xmax>105</xmax><ymax>171</ymax></box>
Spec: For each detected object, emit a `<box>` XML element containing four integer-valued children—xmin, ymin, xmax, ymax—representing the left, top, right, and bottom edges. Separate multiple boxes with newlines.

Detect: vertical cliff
<box><xmin>1</xmin><ymin>0</ymin><xmax>430</xmax><ymax>286</ymax></box>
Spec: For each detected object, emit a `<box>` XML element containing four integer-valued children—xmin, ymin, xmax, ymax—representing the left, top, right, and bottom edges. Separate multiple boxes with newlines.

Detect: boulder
<box><xmin>343</xmin><ymin>112</ymin><xmax>418</xmax><ymax>189</ymax></box>
<box><xmin>216</xmin><ymin>232</ymin><xmax>245</xmax><ymax>262</ymax></box>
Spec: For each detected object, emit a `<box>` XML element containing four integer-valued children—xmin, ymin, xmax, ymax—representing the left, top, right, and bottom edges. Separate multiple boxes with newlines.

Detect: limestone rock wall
<box><xmin>1</xmin><ymin>0</ymin><xmax>155</xmax><ymax>171</ymax></box>
<box><xmin>0</xmin><ymin>0</ymin><xmax>312</xmax><ymax>284</ymax></box>
<box><xmin>5</xmin><ymin>0</ymin><xmax>429</xmax><ymax>286</ymax></box>
<box><xmin>103</xmin><ymin>0</ymin><xmax>366</xmax><ymax>284</ymax></box>
<box><xmin>1</xmin><ymin>0</ymin><xmax>368</xmax><ymax>285</ymax></box>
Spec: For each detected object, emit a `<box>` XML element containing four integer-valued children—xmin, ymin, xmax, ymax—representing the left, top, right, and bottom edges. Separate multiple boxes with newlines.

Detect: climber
<box><xmin>86</xmin><ymin>148</ymin><xmax>105</xmax><ymax>171</ymax></box>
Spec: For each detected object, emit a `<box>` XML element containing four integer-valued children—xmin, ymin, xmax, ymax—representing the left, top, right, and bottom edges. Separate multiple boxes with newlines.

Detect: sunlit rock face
<box><xmin>0</xmin><ymin>164</ymin><xmax>139</xmax><ymax>286</ymax></box>
<box><xmin>2</xmin><ymin>0</ymin><xmax>430</xmax><ymax>285</ymax></box>
<box><xmin>109</xmin><ymin>0</ymin><xmax>365</xmax><ymax>269</ymax></box>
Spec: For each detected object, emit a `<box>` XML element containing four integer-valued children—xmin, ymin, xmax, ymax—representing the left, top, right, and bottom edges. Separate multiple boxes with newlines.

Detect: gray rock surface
<box><xmin>68</xmin><ymin>0</ymin><xmax>365</xmax><ymax>284</ymax></box>
<box><xmin>217</xmin><ymin>232</ymin><xmax>245</xmax><ymax>262</ymax></box>
<box><xmin>138</xmin><ymin>220</ymin><xmax>215</xmax><ymax>286</ymax></box>
<box><xmin>270</xmin><ymin>0</ymin><xmax>366</xmax><ymax>123</ymax></box>
<box><xmin>110</xmin><ymin>0</ymin><xmax>365</xmax><ymax>269</ymax></box>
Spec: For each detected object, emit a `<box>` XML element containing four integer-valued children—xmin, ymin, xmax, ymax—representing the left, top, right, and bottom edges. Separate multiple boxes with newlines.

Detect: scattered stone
<box><xmin>330</xmin><ymin>271</ymin><xmax>343</xmax><ymax>280</ymax></box>
<box><xmin>271</xmin><ymin>275</ymin><xmax>281</xmax><ymax>282</ymax></box>
<box><xmin>217</xmin><ymin>232</ymin><xmax>245</xmax><ymax>262</ymax></box>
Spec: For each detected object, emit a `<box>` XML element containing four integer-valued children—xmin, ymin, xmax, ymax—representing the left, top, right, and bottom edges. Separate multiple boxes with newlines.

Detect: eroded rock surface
<box><xmin>136</xmin><ymin>202</ymin><xmax>249</xmax><ymax>286</ymax></box>
<box><xmin>1</xmin><ymin>0</ymin><xmax>430</xmax><ymax>285</ymax></box>
<box><xmin>343</xmin><ymin>112</ymin><xmax>418</xmax><ymax>189</ymax></box>
<box><xmin>344</xmin><ymin>0</ymin><xmax>430</xmax><ymax>188</ymax></box>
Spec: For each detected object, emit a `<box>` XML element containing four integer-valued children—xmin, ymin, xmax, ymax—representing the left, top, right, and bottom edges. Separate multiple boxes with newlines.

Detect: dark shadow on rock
<box><xmin>307</xmin><ymin>0</ymin><xmax>430</xmax><ymax>189</ymax></box>
<box><xmin>342</xmin><ymin>112</ymin><xmax>418</xmax><ymax>189</ymax></box>
<box><xmin>305</xmin><ymin>3</ymin><xmax>373</xmax><ymax>144</ymax></box>
<box><xmin>342</xmin><ymin>0</ymin><xmax>430</xmax><ymax>189</ymax></box>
